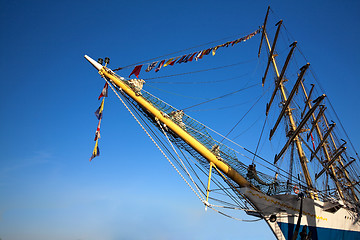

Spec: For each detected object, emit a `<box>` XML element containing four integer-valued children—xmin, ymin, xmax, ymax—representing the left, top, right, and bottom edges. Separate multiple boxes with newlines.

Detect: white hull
<box><xmin>241</xmin><ymin>187</ymin><xmax>360</xmax><ymax>239</ymax></box>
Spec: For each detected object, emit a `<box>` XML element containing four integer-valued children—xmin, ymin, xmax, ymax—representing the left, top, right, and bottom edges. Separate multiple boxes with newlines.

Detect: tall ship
<box><xmin>85</xmin><ymin>7</ymin><xmax>360</xmax><ymax>240</ymax></box>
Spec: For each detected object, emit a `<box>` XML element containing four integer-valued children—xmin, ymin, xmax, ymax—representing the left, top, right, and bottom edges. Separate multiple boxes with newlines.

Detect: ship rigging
<box><xmin>86</xmin><ymin>6</ymin><xmax>360</xmax><ymax>240</ymax></box>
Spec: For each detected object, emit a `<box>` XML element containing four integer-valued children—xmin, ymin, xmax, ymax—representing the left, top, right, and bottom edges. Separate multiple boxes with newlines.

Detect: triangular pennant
<box><xmin>212</xmin><ymin>46</ymin><xmax>219</xmax><ymax>56</ymax></box>
<box><xmin>169</xmin><ymin>56</ymin><xmax>180</xmax><ymax>66</ymax></box>
<box><xmin>182</xmin><ymin>53</ymin><xmax>192</xmax><ymax>63</ymax></box>
<box><xmin>195</xmin><ymin>51</ymin><xmax>203</xmax><ymax>61</ymax></box>
<box><xmin>98</xmin><ymin>82</ymin><xmax>109</xmax><ymax>100</ymax></box>
<box><xmin>129</xmin><ymin>65</ymin><xmax>142</xmax><ymax>78</ymax></box>
<box><xmin>145</xmin><ymin>61</ymin><xmax>158</xmax><ymax>72</ymax></box>
<box><xmin>204</xmin><ymin>48</ymin><xmax>212</xmax><ymax>56</ymax></box>
<box><xmin>94</xmin><ymin>118</ymin><xmax>102</xmax><ymax>141</ymax></box>
<box><xmin>177</xmin><ymin>55</ymin><xmax>187</xmax><ymax>64</ymax></box>
<box><xmin>89</xmin><ymin>139</ymin><xmax>100</xmax><ymax>161</ymax></box>
<box><xmin>163</xmin><ymin>58</ymin><xmax>174</xmax><ymax>67</ymax></box>
<box><xmin>95</xmin><ymin>98</ymin><xmax>105</xmax><ymax>120</ymax></box>
<box><xmin>187</xmin><ymin>52</ymin><xmax>197</xmax><ymax>62</ymax></box>
<box><xmin>198</xmin><ymin>50</ymin><xmax>206</xmax><ymax>60</ymax></box>
<box><xmin>155</xmin><ymin>60</ymin><xmax>165</xmax><ymax>72</ymax></box>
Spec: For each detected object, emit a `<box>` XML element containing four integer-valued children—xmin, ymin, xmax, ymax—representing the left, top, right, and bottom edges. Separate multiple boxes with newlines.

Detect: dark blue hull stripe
<box><xmin>277</xmin><ymin>222</ymin><xmax>360</xmax><ymax>240</ymax></box>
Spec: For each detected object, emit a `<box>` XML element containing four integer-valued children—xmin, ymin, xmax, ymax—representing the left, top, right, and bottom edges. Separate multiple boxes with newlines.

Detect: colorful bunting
<box><xmin>89</xmin><ymin>28</ymin><xmax>261</xmax><ymax>162</ymax></box>
<box><xmin>129</xmin><ymin>65</ymin><xmax>142</xmax><ymax>78</ymax></box>
<box><xmin>98</xmin><ymin>82</ymin><xmax>108</xmax><ymax>100</ymax></box>
<box><xmin>90</xmin><ymin>84</ymin><xmax>108</xmax><ymax>162</ymax></box>
<box><xmin>95</xmin><ymin>98</ymin><xmax>105</xmax><ymax>120</ymax></box>
<box><xmin>124</xmin><ymin>28</ymin><xmax>260</xmax><ymax>76</ymax></box>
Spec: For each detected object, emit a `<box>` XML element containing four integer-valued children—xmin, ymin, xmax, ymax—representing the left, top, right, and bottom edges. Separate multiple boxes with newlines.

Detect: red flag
<box><xmin>129</xmin><ymin>65</ymin><xmax>143</xmax><ymax>78</ymax></box>
<box><xmin>310</xmin><ymin>133</ymin><xmax>316</xmax><ymax>151</ymax></box>
<box><xmin>203</xmin><ymin>48</ymin><xmax>212</xmax><ymax>55</ymax></box>
<box><xmin>187</xmin><ymin>52</ymin><xmax>197</xmax><ymax>62</ymax></box>
<box><xmin>98</xmin><ymin>82</ymin><xmax>108</xmax><ymax>100</ymax></box>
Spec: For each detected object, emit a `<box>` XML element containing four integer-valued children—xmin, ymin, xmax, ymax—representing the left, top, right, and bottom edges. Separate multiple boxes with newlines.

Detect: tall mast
<box><xmin>322</xmin><ymin>113</ymin><xmax>358</xmax><ymax>202</ymax></box>
<box><xmin>260</xmin><ymin>16</ymin><xmax>314</xmax><ymax>193</ymax></box>
<box><xmin>299</xmin><ymin>81</ymin><xmax>346</xmax><ymax>200</ymax></box>
<box><xmin>260</xmin><ymin>10</ymin><xmax>359</xmax><ymax>203</ymax></box>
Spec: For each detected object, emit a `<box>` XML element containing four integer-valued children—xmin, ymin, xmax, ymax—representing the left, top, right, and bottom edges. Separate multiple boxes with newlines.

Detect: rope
<box><xmin>143</xmin><ymin>59</ymin><xmax>257</xmax><ymax>80</ymax></box>
<box><xmin>106</xmin><ymin>77</ymin><xmax>269</xmax><ymax>222</ymax></box>
<box><xmin>233</xmin><ymin>113</ymin><xmax>263</xmax><ymax>138</ymax></box>
<box><xmin>185</xmin><ymin>102</ymin><xmax>251</xmax><ymax>112</ymax></box>
<box><xmin>157</xmin><ymin>119</ymin><xmax>205</xmax><ymax>202</ymax></box>
<box><xmin>207</xmin><ymin>205</ymin><xmax>262</xmax><ymax>222</ymax></box>
<box><xmin>185</xmin><ymin>153</ymin><xmax>247</xmax><ymax>208</ymax></box>
<box><xmin>220</xmin><ymin>85</ymin><xmax>269</xmax><ymax>143</ymax></box>
<box><xmin>149</xmin><ymin>72</ymin><xmax>252</xmax><ymax>84</ymax></box>
<box><xmin>106</xmin><ymin>78</ymin><xmax>205</xmax><ymax>203</ymax></box>
<box><xmin>252</xmin><ymin>116</ymin><xmax>268</xmax><ymax>164</ymax></box>
<box><xmin>182</xmin><ymin>83</ymin><xmax>260</xmax><ymax>111</ymax></box>
<box><xmin>146</xmin><ymin>84</ymin><xmax>208</xmax><ymax>100</ymax></box>
<box><xmin>103</xmin><ymin>72</ymin><xmax>328</xmax><ymax>213</ymax></box>
<box><xmin>181</xmin><ymin>117</ymin><xmax>311</xmax><ymax>189</ymax></box>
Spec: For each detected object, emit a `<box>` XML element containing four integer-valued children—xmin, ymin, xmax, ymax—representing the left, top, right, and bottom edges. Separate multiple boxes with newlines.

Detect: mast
<box><xmin>261</xmin><ymin>17</ymin><xmax>315</xmax><ymax>193</ymax></box>
<box><xmin>322</xmin><ymin>113</ymin><xmax>359</xmax><ymax>202</ymax></box>
<box><xmin>260</xmin><ymin>10</ymin><xmax>358</xmax><ymax>203</ymax></box>
<box><xmin>299</xmin><ymin>81</ymin><xmax>358</xmax><ymax>202</ymax></box>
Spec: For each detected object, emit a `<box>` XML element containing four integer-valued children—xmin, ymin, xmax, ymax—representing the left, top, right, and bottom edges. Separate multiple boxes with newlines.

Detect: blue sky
<box><xmin>1</xmin><ymin>0</ymin><xmax>360</xmax><ymax>239</ymax></box>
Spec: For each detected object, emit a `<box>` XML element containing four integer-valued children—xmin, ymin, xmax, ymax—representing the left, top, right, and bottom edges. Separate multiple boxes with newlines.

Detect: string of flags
<box><xmin>89</xmin><ymin>28</ymin><xmax>260</xmax><ymax>159</ymax></box>
<box><xmin>90</xmin><ymin>82</ymin><xmax>108</xmax><ymax>161</ymax></box>
<box><xmin>128</xmin><ymin>28</ymin><xmax>261</xmax><ymax>79</ymax></box>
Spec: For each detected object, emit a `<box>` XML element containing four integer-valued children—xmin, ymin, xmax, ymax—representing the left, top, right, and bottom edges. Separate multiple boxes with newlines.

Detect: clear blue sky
<box><xmin>1</xmin><ymin>0</ymin><xmax>360</xmax><ymax>239</ymax></box>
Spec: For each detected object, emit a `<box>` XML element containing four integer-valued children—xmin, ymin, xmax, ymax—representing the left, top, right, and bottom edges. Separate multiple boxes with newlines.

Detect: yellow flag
<box><xmin>163</xmin><ymin>58</ymin><xmax>174</xmax><ymax>67</ymax></box>
<box><xmin>95</xmin><ymin>98</ymin><xmax>105</xmax><ymax>120</ymax></box>
<box><xmin>212</xmin><ymin>46</ymin><xmax>219</xmax><ymax>56</ymax></box>
<box><xmin>90</xmin><ymin>139</ymin><xmax>100</xmax><ymax>161</ymax></box>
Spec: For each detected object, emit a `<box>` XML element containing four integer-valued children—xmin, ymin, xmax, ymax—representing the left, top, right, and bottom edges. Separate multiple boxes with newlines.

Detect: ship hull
<box><xmin>241</xmin><ymin>187</ymin><xmax>360</xmax><ymax>240</ymax></box>
<box><xmin>277</xmin><ymin>222</ymin><xmax>360</xmax><ymax>240</ymax></box>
